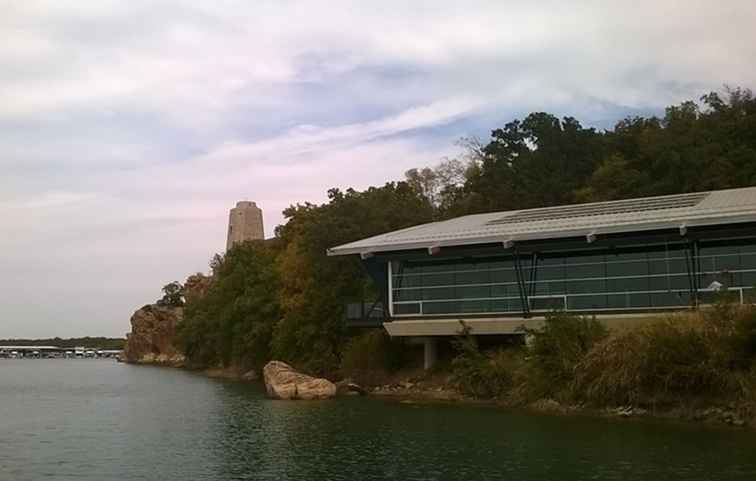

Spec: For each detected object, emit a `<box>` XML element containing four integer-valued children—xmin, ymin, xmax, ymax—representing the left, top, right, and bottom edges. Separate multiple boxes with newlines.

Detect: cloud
<box><xmin>1</xmin><ymin>0</ymin><xmax>755</xmax><ymax>337</ymax></box>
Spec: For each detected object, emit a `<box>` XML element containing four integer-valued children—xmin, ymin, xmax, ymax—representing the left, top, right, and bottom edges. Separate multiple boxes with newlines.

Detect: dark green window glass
<box><xmin>566</xmin><ymin>279</ymin><xmax>605</xmax><ymax>294</ymax></box>
<box><xmin>455</xmin><ymin>270</ymin><xmax>490</xmax><ymax>285</ymax></box>
<box><xmin>394</xmin><ymin>303</ymin><xmax>421</xmax><ymax>315</ymax></box>
<box><xmin>421</xmin><ymin>272</ymin><xmax>453</xmax><ymax>286</ymax></box>
<box><xmin>568</xmin><ymin>295</ymin><xmax>606</xmax><ymax>310</ymax></box>
<box><xmin>391</xmin><ymin>240</ymin><xmax>756</xmax><ymax>316</ymax></box>
<box><xmin>455</xmin><ymin>285</ymin><xmax>491</xmax><ymax>299</ymax></box>
<box><xmin>539</xmin><ymin>265</ymin><xmax>565</xmax><ymax>280</ymax></box>
<box><xmin>459</xmin><ymin>300</ymin><xmax>491</xmax><ymax>313</ymax></box>
<box><xmin>393</xmin><ymin>289</ymin><xmax>422</xmax><ymax>302</ymax></box>
<box><xmin>423</xmin><ymin>301</ymin><xmax>458</xmax><ymax>314</ymax></box>
<box><xmin>422</xmin><ymin>287</ymin><xmax>454</xmax><ymax>301</ymax></box>
<box><xmin>740</xmin><ymin>252</ymin><xmax>756</xmax><ymax>270</ymax></box>
<box><xmin>534</xmin><ymin>280</ymin><xmax>565</xmax><ymax>295</ymax></box>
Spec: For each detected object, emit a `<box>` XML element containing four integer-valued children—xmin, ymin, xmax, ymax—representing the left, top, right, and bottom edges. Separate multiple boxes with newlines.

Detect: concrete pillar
<box><xmin>423</xmin><ymin>337</ymin><xmax>438</xmax><ymax>370</ymax></box>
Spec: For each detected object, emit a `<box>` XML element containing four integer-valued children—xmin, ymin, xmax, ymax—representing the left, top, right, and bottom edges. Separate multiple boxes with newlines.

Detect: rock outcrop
<box><xmin>123</xmin><ymin>304</ymin><xmax>185</xmax><ymax>366</ymax></box>
<box><xmin>183</xmin><ymin>273</ymin><xmax>212</xmax><ymax>304</ymax></box>
<box><xmin>262</xmin><ymin>361</ymin><xmax>336</xmax><ymax>400</ymax></box>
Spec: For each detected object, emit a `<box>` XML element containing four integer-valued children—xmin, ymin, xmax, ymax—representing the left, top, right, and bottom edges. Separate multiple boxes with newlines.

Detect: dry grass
<box><xmin>573</xmin><ymin>304</ymin><xmax>756</xmax><ymax>407</ymax></box>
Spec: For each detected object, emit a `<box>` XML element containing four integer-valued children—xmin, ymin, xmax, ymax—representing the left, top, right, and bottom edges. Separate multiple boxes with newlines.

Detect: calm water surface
<box><xmin>1</xmin><ymin>360</ymin><xmax>756</xmax><ymax>480</ymax></box>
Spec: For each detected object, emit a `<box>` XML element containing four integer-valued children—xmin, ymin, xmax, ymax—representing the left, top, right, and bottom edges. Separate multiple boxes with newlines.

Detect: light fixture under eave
<box><xmin>360</xmin><ymin>252</ymin><xmax>374</xmax><ymax>260</ymax></box>
<box><xmin>679</xmin><ymin>223</ymin><xmax>688</xmax><ymax>236</ymax></box>
<box><xmin>502</xmin><ymin>239</ymin><xmax>514</xmax><ymax>249</ymax></box>
<box><xmin>427</xmin><ymin>244</ymin><xmax>441</xmax><ymax>256</ymax></box>
<box><xmin>586</xmin><ymin>231</ymin><xmax>597</xmax><ymax>243</ymax></box>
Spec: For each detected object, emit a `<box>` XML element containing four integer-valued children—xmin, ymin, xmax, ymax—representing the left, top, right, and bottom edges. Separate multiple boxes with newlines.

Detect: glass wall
<box><xmin>390</xmin><ymin>239</ymin><xmax>756</xmax><ymax>316</ymax></box>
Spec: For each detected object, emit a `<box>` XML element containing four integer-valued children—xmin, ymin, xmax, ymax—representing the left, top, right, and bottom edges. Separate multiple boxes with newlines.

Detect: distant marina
<box><xmin>0</xmin><ymin>345</ymin><xmax>121</xmax><ymax>359</ymax></box>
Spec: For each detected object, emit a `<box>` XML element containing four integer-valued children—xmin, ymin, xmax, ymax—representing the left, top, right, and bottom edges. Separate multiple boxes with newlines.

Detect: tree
<box><xmin>157</xmin><ymin>281</ymin><xmax>184</xmax><ymax>307</ymax></box>
<box><xmin>463</xmin><ymin>113</ymin><xmax>607</xmax><ymax>212</ymax></box>
<box><xmin>271</xmin><ymin>182</ymin><xmax>434</xmax><ymax>374</ymax></box>
<box><xmin>177</xmin><ymin>242</ymin><xmax>280</xmax><ymax>369</ymax></box>
<box><xmin>405</xmin><ymin>158</ymin><xmax>467</xmax><ymax>212</ymax></box>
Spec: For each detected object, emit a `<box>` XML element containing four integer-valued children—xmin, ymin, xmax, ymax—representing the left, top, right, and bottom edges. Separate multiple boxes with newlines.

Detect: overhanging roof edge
<box><xmin>327</xmin><ymin>212</ymin><xmax>756</xmax><ymax>257</ymax></box>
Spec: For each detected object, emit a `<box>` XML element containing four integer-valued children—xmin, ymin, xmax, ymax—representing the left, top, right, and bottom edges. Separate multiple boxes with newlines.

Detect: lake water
<box><xmin>1</xmin><ymin>360</ymin><xmax>756</xmax><ymax>480</ymax></box>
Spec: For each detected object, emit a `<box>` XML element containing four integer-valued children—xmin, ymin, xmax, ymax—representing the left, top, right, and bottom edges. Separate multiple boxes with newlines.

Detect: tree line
<box><xmin>173</xmin><ymin>87</ymin><xmax>756</xmax><ymax>375</ymax></box>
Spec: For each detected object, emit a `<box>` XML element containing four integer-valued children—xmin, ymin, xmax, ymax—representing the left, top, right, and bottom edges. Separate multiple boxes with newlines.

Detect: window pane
<box><xmin>539</xmin><ymin>265</ymin><xmax>565</xmax><ymax>280</ymax></box>
<box><xmin>535</xmin><ymin>280</ymin><xmax>565</xmax><ymax>295</ymax></box>
<box><xmin>455</xmin><ymin>270</ymin><xmax>490</xmax><ymax>285</ymax></box>
<box><xmin>422</xmin><ymin>287</ymin><xmax>454</xmax><ymax>300</ymax></box>
<box><xmin>568</xmin><ymin>295</ymin><xmax>606</xmax><ymax>310</ymax></box>
<box><xmin>491</xmin><ymin>299</ymin><xmax>523</xmax><ymax>312</ymax></box>
<box><xmin>491</xmin><ymin>268</ymin><xmax>516</xmax><ymax>283</ymax></box>
<box><xmin>394</xmin><ymin>289</ymin><xmax>422</xmax><ymax>302</ymax></box>
<box><xmin>456</xmin><ymin>285</ymin><xmax>491</xmax><ymax>299</ymax></box>
<box><xmin>532</xmin><ymin>297</ymin><xmax>566</xmax><ymax>310</ymax></box>
<box><xmin>393</xmin><ymin>303</ymin><xmax>420</xmax><ymax>315</ymax></box>
<box><xmin>566</xmin><ymin>279</ymin><xmax>605</xmax><ymax>294</ymax></box>
<box><xmin>423</xmin><ymin>301</ymin><xmax>458</xmax><ymax>314</ymax></box>
<box><xmin>741</xmin><ymin>252</ymin><xmax>756</xmax><ymax>270</ymax></box>
<box><xmin>459</xmin><ymin>300</ymin><xmax>491</xmax><ymax>313</ymax></box>
<box><xmin>650</xmin><ymin>292</ymin><xmax>687</xmax><ymax>307</ymax></box>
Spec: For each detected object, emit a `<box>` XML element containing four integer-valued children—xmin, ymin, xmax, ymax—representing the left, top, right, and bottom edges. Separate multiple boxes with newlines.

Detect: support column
<box><xmin>423</xmin><ymin>337</ymin><xmax>438</xmax><ymax>370</ymax></box>
<box><xmin>513</xmin><ymin>247</ymin><xmax>531</xmax><ymax>318</ymax></box>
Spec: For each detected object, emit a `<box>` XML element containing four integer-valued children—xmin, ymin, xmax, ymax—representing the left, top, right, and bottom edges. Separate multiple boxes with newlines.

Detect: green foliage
<box><xmin>463</xmin><ymin>113</ymin><xmax>608</xmax><ymax>213</ymax></box>
<box><xmin>451</xmin><ymin>323</ymin><xmax>519</xmax><ymax>399</ymax></box>
<box><xmin>177</xmin><ymin>241</ymin><xmax>280</xmax><ymax>369</ymax></box>
<box><xmin>454</xmin><ymin>87</ymin><xmax>756</xmax><ymax>216</ymax></box>
<box><xmin>157</xmin><ymin>281</ymin><xmax>184</xmax><ymax>307</ymax></box>
<box><xmin>574</xmin><ymin>303</ymin><xmax>756</xmax><ymax>406</ymax></box>
<box><xmin>340</xmin><ymin>330</ymin><xmax>406</xmax><ymax>385</ymax></box>
<box><xmin>523</xmin><ymin>312</ymin><xmax>608</xmax><ymax>397</ymax></box>
<box><xmin>271</xmin><ymin>183</ymin><xmax>434</xmax><ymax>375</ymax></box>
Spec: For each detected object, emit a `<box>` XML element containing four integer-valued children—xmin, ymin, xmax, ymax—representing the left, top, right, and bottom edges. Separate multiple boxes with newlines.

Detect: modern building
<box><xmin>226</xmin><ymin>201</ymin><xmax>264</xmax><ymax>250</ymax></box>
<box><xmin>328</xmin><ymin>186</ymin><xmax>756</xmax><ymax>368</ymax></box>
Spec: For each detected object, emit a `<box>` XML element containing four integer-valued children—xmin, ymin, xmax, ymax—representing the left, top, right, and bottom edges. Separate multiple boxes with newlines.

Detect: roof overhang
<box><xmin>328</xmin><ymin>212</ymin><xmax>756</xmax><ymax>257</ymax></box>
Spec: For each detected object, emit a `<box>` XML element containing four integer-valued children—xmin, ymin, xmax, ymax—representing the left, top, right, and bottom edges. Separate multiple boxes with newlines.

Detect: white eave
<box><xmin>327</xmin><ymin>187</ymin><xmax>756</xmax><ymax>256</ymax></box>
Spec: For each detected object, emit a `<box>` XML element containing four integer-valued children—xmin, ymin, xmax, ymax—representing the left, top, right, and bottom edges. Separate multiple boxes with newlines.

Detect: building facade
<box><xmin>226</xmin><ymin>201</ymin><xmax>264</xmax><ymax>250</ymax></box>
<box><xmin>329</xmin><ymin>187</ymin><xmax>756</xmax><ymax>367</ymax></box>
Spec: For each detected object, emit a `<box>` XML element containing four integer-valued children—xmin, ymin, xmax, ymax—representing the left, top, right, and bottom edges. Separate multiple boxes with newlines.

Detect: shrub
<box><xmin>574</xmin><ymin>303</ymin><xmax>756</xmax><ymax>406</ymax></box>
<box><xmin>451</xmin><ymin>323</ymin><xmax>523</xmax><ymax>399</ymax></box>
<box><xmin>340</xmin><ymin>330</ymin><xmax>406</xmax><ymax>385</ymax></box>
<box><xmin>523</xmin><ymin>311</ymin><xmax>608</xmax><ymax>397</ymax></box>
<box><xmin>701</xmin><ymin>299</ymin><xmax>756</xmax><ymax>370</ymax></box>
<box><xmin>574</xmin><ymin>317</ymin><xmax>719</xmax><ymax>405</ymax></box>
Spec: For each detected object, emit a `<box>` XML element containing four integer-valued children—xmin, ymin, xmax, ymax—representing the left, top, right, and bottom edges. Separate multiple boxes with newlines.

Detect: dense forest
<box><xmin>174</xmin><ymin>87</ymin><xmax>756</xmax><ymax>376</ymax></box>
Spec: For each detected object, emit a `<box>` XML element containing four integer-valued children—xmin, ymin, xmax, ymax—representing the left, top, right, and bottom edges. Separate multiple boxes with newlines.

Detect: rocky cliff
<box><xmin>123</xmin><ymin>304</ymin><xmax>185</xmax><ymax>366</ymax></box>
<box><xmin>183</xmin><ymin>273</ymin><xmax>212</xmax><ymax>304</ymax></box>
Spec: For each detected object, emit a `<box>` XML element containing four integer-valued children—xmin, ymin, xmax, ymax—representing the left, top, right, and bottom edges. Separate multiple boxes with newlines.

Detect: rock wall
<box><xmin>123</xmin><ymin>304</ymin><xmax>185</xmax><ymax>366</ymax></box>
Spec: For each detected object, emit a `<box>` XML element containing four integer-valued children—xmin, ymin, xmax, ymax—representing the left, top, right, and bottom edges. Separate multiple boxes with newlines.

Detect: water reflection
<box><xmin>1</xmin><ymin>361</ymin><xmax>755</xmax><ymax>481</ymax></box>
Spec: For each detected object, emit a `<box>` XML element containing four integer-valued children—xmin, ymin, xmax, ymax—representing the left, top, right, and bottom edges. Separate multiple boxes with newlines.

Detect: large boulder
<box><xmin>263</xmin><ymin>361</ymin><xmax>336</xmax><ymax>400</ymax></box>
<box><xmin>123</xmin><ymin>304</ymin><xmax>185</xmax><ymax>366</ymax></box>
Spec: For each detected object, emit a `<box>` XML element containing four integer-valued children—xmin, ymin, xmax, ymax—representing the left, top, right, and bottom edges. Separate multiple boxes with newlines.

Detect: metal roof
<box><xmin>328</xmin><ymin>186</ymin><xmax>756</xmax><ymax>256</ymax></box>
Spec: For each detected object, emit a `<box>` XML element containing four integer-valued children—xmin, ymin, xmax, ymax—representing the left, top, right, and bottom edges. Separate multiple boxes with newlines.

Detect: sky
<box><xmin>2</xmin><ymin>1</ymin><xmax>756</xmax><ymax>338</ymax></box>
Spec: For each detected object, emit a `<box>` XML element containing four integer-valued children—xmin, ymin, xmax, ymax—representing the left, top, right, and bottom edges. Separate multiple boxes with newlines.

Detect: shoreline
<box><xmin>125</xmin><ymin>359</ymin><xmax>755</xmax><ymax>430</ymax></box>
<box><xmin>370</xmin><ymin>384</ymin><xmax>755</xmax><ymax>429</ymax></box>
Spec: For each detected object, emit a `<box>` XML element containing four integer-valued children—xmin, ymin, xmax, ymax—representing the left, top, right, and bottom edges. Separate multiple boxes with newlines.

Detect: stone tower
<box><xmin>226</xmin><ymin>201</ymin><xmax>264</xmax><ymax>250</ymax></box>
